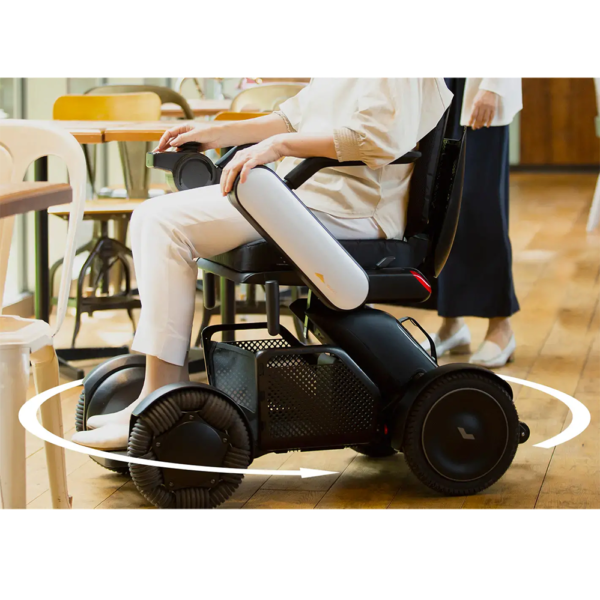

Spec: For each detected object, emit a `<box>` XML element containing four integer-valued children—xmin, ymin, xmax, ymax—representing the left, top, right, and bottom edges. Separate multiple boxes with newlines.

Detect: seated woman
<box><xmin>72</xmin><ymin>78</ymin><xmax>453</xmax><ymax>450</ymax></box>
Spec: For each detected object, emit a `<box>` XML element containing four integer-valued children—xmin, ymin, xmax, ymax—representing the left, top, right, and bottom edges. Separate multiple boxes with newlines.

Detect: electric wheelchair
<box><xmin>76</xmin><ymin>111</ymin><xmax>529</xmax><ymax>508</ymax></box>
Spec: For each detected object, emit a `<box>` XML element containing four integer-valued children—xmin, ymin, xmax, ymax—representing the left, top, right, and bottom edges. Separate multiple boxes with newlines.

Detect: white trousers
<box><xmin>130</xmin><ymin>184</ymin><xmax>384</xmax><ymax>366</ymax></box>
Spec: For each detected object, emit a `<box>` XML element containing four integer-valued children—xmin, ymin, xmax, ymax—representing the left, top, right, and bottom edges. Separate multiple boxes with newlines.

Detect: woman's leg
<box><xmin>72</xmin><ymin>185</ymin><xmax>262</xmax><ymax>449</ymax></box>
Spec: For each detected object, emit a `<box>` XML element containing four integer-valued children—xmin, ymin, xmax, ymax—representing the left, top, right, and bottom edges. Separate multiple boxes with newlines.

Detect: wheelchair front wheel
<box><xmin>128</xmin><ymin>385</ymin><xmax>252</xmax><ymax>509</ymax></box>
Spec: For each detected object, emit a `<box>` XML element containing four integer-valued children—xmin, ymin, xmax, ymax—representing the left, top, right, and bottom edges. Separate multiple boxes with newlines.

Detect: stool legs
<box><xmin>0</xmin><ymin>345</ymin><xmax>29</xmax><ymax>509</ymax></box>
<box><xmin>30</xmin><ymin>345</ymin><xmax>72</xmax><ymax>509</ymax></box>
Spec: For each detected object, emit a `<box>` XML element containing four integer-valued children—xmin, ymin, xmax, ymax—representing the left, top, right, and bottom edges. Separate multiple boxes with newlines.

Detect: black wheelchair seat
<box><xmin>198</xmin><ymin>235</ymin><xmax>431</xmax><ymax>304</ymax></box>
<box><xmin>207</xmin><ymin>237</ymin><xmax>418</xmax><ymax>273</ymax></box>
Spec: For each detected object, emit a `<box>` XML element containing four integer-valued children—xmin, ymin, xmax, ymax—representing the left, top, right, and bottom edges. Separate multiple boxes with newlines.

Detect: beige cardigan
<box><xmin>274</xmin><ymin>78</ymin><xmax>453</xmax><ymax>240</ymax></box>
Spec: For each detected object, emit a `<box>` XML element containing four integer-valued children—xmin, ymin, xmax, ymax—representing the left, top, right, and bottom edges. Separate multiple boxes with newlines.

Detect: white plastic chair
<box><xmin>0</xmin><ymin>120</ymin><xmax>86</xmax><ymax>509</ymax></box>
<box><xmin>586</xmin><ymin>78</ymin><xmax>600</xmax><ymax>232</ymax></box>
<box><xmin>230</xmin><ymin>82</ymin><xmax>306</xmax><ymax>112</ymax></box>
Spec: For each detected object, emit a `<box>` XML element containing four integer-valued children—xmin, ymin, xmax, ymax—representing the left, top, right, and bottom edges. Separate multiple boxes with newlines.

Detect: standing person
<box><xmin>425</xmin><ymin>78</ymin><xmax>522</xmax><ymax>368</ymax></box>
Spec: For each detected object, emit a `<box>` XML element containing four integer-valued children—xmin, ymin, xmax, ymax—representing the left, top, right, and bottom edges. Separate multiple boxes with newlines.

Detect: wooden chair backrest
<box><xmin>53</xmin><ymin>92</ymin><xmax>162</xmax><ymax>121</ymax></box>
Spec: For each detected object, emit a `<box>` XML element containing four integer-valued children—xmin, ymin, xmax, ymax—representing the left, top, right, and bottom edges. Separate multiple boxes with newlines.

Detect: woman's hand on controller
<box><xmin>469</xmin><ymin>90</ymin><xmax>499</xmax><ymax>130</ymax></box>
<box><xmin>220</xmin><ymin>135</ymin><xmax>285</xmax><ymax>196</ymax></box>
<box><xmin>153</xmin><ymin>124</ymin><xmax>215</xmax><ymax>153</ymax></box>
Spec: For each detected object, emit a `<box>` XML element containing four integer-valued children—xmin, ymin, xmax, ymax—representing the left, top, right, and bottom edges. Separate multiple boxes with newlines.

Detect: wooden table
<box><xmin>0</xmin><ymin>182</ymin><xmax>72</xmax><ymax>219</ymax></box>
<box><xmin>102</xmin><ymin>120</ymin><xmax>215</xmax><ymax>142</ymax></box>
<box><xmin>49</xmin><ymin>198</ymin><xmax>145</xmax><ymax>219</ymax></box>
<box><xmin>161</xmin><ymin>98</ymin><xmax>232</xmax><ymax>118</ymax></box>
<box><xmin>50</xmin><ymin>119</ymin><xmax>235</xmax><ymax>143</ymax></box>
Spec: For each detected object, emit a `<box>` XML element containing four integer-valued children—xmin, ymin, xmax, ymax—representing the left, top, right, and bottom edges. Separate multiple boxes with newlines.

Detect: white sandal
<box><xmin>469</xmin><ymin>335</ymin><xmax>516</xmax><ymax>369</ymax></box>
<box><xmin>420</xmin><ymin>324</ymin><xmax>472</xmax><ymax>357</ymax></box>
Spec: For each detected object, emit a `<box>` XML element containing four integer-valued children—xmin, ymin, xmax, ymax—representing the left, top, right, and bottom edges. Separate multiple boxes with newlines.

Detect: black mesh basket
<box><xmin>203</xmin><ymin>323</ymin><xmax>380</xmax><ymax>452</ymax></box>
<box><xmin>207</xmin><ymin>336</ymin><xmax>293</xmax><ymax>414</ymax></box>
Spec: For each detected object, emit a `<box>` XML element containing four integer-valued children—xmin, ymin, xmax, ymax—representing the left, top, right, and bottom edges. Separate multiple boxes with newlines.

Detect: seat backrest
<box><xmin>402</xmin><ymin>108</ymin><xmax>467</xmax><ymax>279</ymax></box>
<box><xmin>85</xmin><ymin>84</ymin><xmax>195</xmax><ymax>120</ymax></box>
<box><xmin>423</xmin><ymin>130</ymin><xmax>467</xmax><ymax>278</ymax></box>
<box><xmin>230</xmin><ymin>83</ymin><xmax>306</xmax><ymax>112</ymax></box>
<box><xmin>0</xmin><ymin>120</ymin><xmax>86</xmax><ymax>335</ymax></box>
<box><xmin>53</xmin><ymin>92</ymin><xmax>162</xmax><ymax>121</ymax></box>
<box><xmin>404</xmin><ymin>110</ymin><xmax>449</xmax><ymax>239</ymax></box>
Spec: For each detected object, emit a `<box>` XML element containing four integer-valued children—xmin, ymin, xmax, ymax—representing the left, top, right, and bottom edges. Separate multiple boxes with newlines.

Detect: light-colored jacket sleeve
<box><xmin>461</xmin><ymin>78</ymin><xmax>522</xmax><ymax>127</ymax></box>
<box><xmin>334</xmin><ymin>78</ymin><xmax>453</xmax><ymax>169</ymax></box>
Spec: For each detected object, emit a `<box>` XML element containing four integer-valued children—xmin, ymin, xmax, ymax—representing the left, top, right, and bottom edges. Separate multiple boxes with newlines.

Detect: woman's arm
<box><xmin>220</xmin><ymin>132</ymin><xmax>336</xmax><ymax>195</ymax></box>
<box><xmin>153</xmin><ymin>113</ymin><xmax>290</xmax><ymax>152</ymax></box>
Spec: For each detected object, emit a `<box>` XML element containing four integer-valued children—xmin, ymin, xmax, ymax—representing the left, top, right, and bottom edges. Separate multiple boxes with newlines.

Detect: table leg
<box><xmin>34</xmin><ymin>157</ymin><xmax>50</xmax><ymax>323</ymax></box>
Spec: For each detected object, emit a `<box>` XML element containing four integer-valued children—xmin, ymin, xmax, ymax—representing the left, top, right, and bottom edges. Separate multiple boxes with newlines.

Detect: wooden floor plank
<box><xmin>535</xmin><ymin>393</ymin><xmax>600</xmax><ymax>509</ymax></box>
<box><xmin>243</xmin><ymin>490</ymin><xmax>325</xmax><ymax>509</ymax></box>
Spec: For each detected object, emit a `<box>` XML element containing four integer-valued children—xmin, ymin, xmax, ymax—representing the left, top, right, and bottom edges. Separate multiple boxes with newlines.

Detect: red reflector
<box><xmin>384</xmin><ymin>425</ymin><xmax>388</xmax><ymax>435</ymax></box>
<box><xmin>410</xmin><ymin>270</ymin><xmax>432</xmax><ymax>293</ymax></box>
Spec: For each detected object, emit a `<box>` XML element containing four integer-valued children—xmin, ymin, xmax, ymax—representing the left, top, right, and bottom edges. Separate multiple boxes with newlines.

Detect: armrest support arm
<box><xmin>283</xmin><ymin>149</ymin><xmax>421</xmax><ymax>190</ymax></box>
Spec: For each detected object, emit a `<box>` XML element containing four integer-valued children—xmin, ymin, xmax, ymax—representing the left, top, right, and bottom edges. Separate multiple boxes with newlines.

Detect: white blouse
<box><xmin>275</xmin><ymin>78</ymin><xmax>453</xmax><ymax>239</ymax></box>
<box><xmin>461</xmin><ymin>78</ymin><xmax>522</xmax><ymax>127</ymax></box>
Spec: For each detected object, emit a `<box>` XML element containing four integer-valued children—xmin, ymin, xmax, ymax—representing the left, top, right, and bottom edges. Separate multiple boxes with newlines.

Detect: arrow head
<box><xmin>299</xmin><ymin>468</ymin><xmax>338</xmax><ymax>478</ymax></box>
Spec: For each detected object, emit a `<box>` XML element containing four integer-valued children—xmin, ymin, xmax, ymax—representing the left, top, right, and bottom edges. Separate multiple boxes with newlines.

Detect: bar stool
<box><xmin>0</xmin><ymin>120</ymin><xmax>86</xmax><ymax>508</ymax></box>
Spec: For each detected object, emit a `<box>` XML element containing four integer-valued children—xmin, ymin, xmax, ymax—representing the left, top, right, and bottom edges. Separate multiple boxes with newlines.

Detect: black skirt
<box><xmin>432</xmin><ymin>78</ymin><xmax>520</xmax><ymax>318</ymax></box>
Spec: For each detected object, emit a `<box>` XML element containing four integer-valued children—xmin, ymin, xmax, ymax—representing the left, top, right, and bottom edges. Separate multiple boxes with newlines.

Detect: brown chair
<box><xmin>86</xmin><ymin>84</ymin><xmax>194</xmax><ymax>119</ymax></box>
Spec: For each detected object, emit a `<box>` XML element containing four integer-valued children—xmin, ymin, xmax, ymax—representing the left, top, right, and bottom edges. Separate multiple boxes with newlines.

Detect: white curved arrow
<box><xmin>19</xmin><ymin>374</ymin><xmax>592</xmax><ymax>479</ymax></box>
<box><xmin>498</xmin><ymin>375</ymin><xmax>591</xmax><ymax>448</ymax></box>
<box><xmin>18</xmin><ymin>379</ymin><xmax>336</xmax><ymax>479</ymax></box>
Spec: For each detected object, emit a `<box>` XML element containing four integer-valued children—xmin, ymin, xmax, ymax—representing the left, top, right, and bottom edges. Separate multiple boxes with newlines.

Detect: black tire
<box><xmin>75</xmin><ymin>391</ymin><xmax>130</xmax><ymax>476</ymax></box>
<box><xmin>352</xmin><ymin>442</ymin><xmax>397</xmax><ymax>458</ymax></box>
<box><xmin>75</xmin><ymin>391</ymin><xmax>85</xmax><ymax>433</ymax></box>
<box><xmin>128</xmin><ymin>386</ymin><xmax>251</xmax><ymax>509</ymax></box>
<box><xmin>402</xmin><ymin>371</ymin><xmax>520</xmax><ymax>496</ymax></box>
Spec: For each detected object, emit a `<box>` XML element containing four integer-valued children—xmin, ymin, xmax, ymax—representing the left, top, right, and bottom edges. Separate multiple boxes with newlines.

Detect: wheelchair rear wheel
<box><xmin>402</xmin><ymin>371</ymin><xmax>520</xmax><ymax>496</ymax></box>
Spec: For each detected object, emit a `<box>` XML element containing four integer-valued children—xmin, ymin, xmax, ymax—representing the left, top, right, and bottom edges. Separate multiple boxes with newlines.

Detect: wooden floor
<box><xmin>24</xmin><ymin>172</ymin><xmax>600</xmax><ymax>509</ymax></box>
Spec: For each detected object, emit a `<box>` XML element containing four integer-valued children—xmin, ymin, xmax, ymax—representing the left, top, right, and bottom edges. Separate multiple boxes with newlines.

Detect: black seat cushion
<box><xmin>207</xmin><ymin>238</ymin><xmax>419</xmax><ymax>273</ymax></box>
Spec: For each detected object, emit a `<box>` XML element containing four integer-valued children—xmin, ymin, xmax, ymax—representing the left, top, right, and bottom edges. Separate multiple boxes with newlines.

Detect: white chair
<box><xmin>586</xmin><ymin>78</ymin><xmax>600</xmax><ymax>232</ymax></box>
<box><xmin>0</xmin><ymin>120</ymin><xmax>86</xmax><ymax>509</ymax></box>
<box><xmin>230</xmin><ymin>82</ymin><xmax>306</xmax><ymax>112</ymax></box>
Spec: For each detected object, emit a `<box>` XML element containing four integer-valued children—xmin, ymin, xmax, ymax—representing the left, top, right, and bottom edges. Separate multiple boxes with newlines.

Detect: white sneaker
<box><xmin>469</xmin><ymin>335</ymin><xmax>516</xmax><ymax>369</ymax></box>
<box><xmin>420</xmin><ymin>324</ymin><xmax>472</xmax><ymax>357</ymax></box>
<box><xmin>87</xmin><ymin>399</ymin><xmax>143</xmax><ymax>430</ymax></box>
<box><xmin>71</xmin><ymin>423</ymin><xmax>129</xmax><ymax>451</ymax></box>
